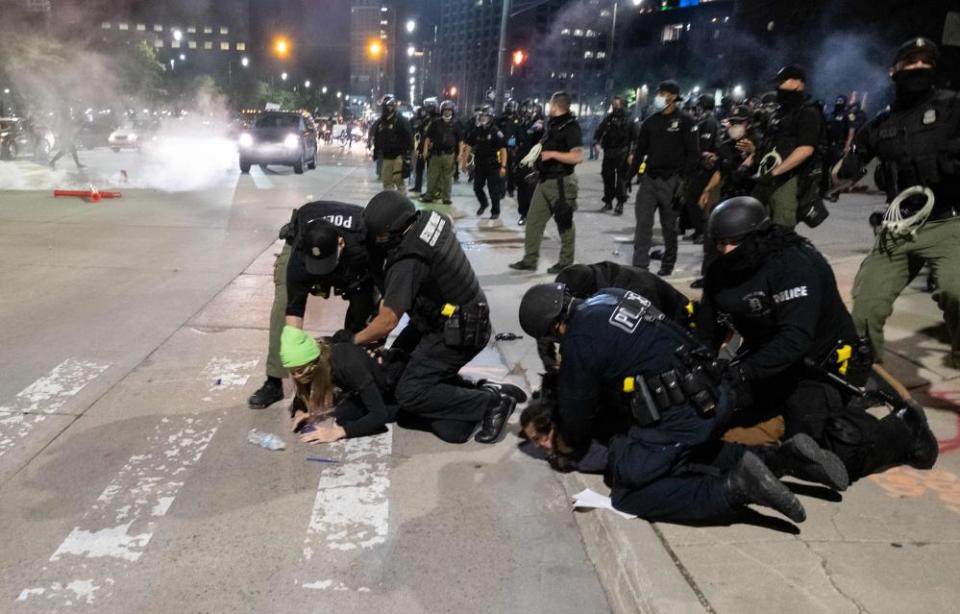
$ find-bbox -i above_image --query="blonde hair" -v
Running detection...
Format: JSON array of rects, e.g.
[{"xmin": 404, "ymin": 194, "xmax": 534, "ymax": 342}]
[{"xmin": 290, "ymin": 339, "xmax": 335, "ymax": 418}]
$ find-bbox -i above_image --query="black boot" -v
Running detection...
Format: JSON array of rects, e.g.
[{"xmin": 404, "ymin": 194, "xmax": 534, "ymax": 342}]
[
  {"xmin": 723, "ymin": 452, "xmax": 806, "ymax": 523},
  {"xmin": 478, "ymin": 380, "xmax": 528, "ymax": 404},
  {"xmin": 474, "ymin": 393, "xmax": 516, "ymax": 444},
  {"xmin": 758, "ymin": 434, "xmax": 850, "ymax": 491},
  {"xmin": 248, "ymin": 378, "xmax": 284, "ymax": 409},
  {"xmin": 895, "ymin": 401, "xmax": 939, "ymax": 469},
  {"xmin": 614, "ymin": 202, "xmax": 624, "ymax": 215},
  {"xmin": 600, "ymin": 201, "xmax": 612, "ymax": 212}
]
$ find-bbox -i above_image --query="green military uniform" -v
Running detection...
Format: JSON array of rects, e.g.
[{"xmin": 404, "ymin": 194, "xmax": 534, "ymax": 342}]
[
  {"xmin": 425, "ymin": 153, "xmax": 455, "ymax": 202},
  {"xmin": 768, "ymin": 176, "xmax": 799, "ymax": 228},
  {"xmin": 267, "ymin": 243, "xmax": 292, "ymax": 380},
  {"xmin": 381, "ymin": 155, "xmax": 405, "ymax": 193},
  {"xmin": 422, "ymin": 114, "xmax": 460, "ymax": 203}
]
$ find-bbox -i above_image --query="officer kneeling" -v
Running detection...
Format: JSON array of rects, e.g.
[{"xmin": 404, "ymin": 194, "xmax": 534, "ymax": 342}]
[
  {"xmin": 516, "ymin": 283, "xmax": 851, "ymax": 524},
  {"xmin": 699, "ymin": 196, "xmax": 939, "ymax": 481},
  {"xmin": 343, "ymin": 191, "xmax": 516, "ymax": 444}
]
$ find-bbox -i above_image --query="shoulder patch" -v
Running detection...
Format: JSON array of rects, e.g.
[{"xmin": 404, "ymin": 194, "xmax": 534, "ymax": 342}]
[
  {"xmin": 607, "ymin": 291, "xmax": 651, "ymax": 334},
  {"xmin": 418, "ymin": 211, "xmax": 446, "ymax": 247},
  {"xmin": 922, "ymin": 108, "xmax": 937, "ymax": 125}
]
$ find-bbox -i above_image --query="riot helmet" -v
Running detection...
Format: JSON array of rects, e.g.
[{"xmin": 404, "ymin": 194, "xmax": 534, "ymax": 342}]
[
  {"xmin": 503, "ymin": 99, "xmax": 519, "ymax": 115},
  {"xmin": 381, "ymin": 95, "xmax": 398, "ymax": 117},
  {"xmin": 707, "ymin": 196, "xmax": 771, "ymax": 244},
  {"xmin": 440, "ymin": 99, "xmax": 456, "ymax": 121},
  {"xmin": 477, "ymin": 104, "xmax": 494, "ymax": 127},
  {"xmin": 363, "ymin": 191, "xmax": 419, "ymax": 248},
  {"xmin": 519, "ymin": 283, "xmax": 571, "ymax": 339}
]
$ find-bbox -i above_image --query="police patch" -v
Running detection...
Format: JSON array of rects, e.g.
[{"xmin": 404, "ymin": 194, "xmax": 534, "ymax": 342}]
[
  {"xmin": 922, "ymin": 108, "xmax": 936, "ymax": 125},
  {"xmin": 419, "ymin": 211, "xmax": 446, "ymax": 247},
  {"xmin": 608, "ymin": 291, "xmax": 651, "ymax": 334}
]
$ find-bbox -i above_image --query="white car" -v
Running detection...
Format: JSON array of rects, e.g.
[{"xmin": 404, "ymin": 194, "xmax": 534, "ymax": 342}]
[{"xmin": 108, "ymin": 119, "xmax": 159, "ymax": 151}]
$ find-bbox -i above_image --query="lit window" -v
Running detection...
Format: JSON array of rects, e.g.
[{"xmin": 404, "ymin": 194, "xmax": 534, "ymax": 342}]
[
  {"xmin": 220, "ymin": 26, "xmax": 229, "ymax": 34},
  {"xmin": 188, "ymin": 40, "xmax": 197, "ymax": 48},
  {"xmin": 573, "ymin": 29, "xmax": 583, "ymax": 36},
  {"xmin": 119, "ymin": 22, "xmax": 128, "ymax": 30},
  {"xmin": 586, "ymin": 29, "xmax": 595, "ymax": 37},
  {"xmin": 136, "ymin": 24, "xmax": 145, "ymax": 31},
  {"xmin": 220, "ymin": 41, "xmax": 229, "ymax": 50},
  {"xmin": 597, "ymin": 51, "xmax": 606, "ymax": 59},
  {"xmin": 561, "ymin": 28, "xmax": 570, "ymax": 35},
  {"xmin": 204, "ymin": 26, "xmax": 213, "ymax": 34},
  {"xmin": 187, "ymin": 26, "xmax": 196, "ymax": 33},
  {"xmin": 236, "ymin": 42, "xmax": 246, "ymax": 51},
  {"xmin": 101, "ymin": 22, "xmax": 111, "ymax": 29},
  {"xmin": 583, "ymin": 51, "xmax": 593, "ymax": 58},
  {"xmin": 204, "ymin": 41, "xmax": 213, "ymax": 49},
  {"xmin": 600, "ymin": 9, "xmax": 610, "ymax": 17},
  {"xmin": 662, "ymin": 24, "xmax": 683, "ymax": 42},
  {"xmin": 154, "ymin": 24, "xmax": 162, "ymax": 32},
  {"xmin": 154, "ymin": 39, "xmax": 163, "ymax": 47},
  {"xmin": 380, "ymin": 20, "xmax": 388, "ymax": 25},
  {"xmin": 171, "ymin": 40, "xmax": 180, "ymax": 48}
]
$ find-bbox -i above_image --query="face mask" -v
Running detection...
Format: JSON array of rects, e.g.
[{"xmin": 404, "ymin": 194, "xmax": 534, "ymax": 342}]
[
  {"xmin": 727, "ymin": 124, "xmax": 746, "ymax": 140},
  {"xmin": 833, "ymin": 103, "xmax": 845, "ymax": 113},
  {"xmin": 653, "ymin": 95, "xmax": 667, "ymax": 111},
  {"xmin": 776, "ymin": 88, "xmax": 804, "ymax": 107},
  {"xmin": 893, "ymin": 67, "xmax": 935, "ymax": 105},
  {"xmin": 442, "ymin": 112, "xmax": 453, "ymax": 121}
]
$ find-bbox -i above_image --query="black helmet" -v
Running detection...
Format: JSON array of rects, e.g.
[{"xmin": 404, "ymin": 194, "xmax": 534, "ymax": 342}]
[
  {"xmin": 519, "ymin": 283, "xmax": 569, "ymax": 339},
  {"xmin": 364, "ymin": 191, "xmax": 418, "ymax": 246},
  {"xmin": 707, "ymin": 196, "xmax": 771, "ymax": 243},
  {"xmin": 381, "ymin": 95, "xmax": 398, "ymax": 114},
  {"xmin": 423, "ymin": 97, "xmax": 439, "ymax": 113},
  {"xmin": 893, "ymin": 37, "xmax": 939, "ymax": 68},
  {"xmin": 477, "ymin": 104, "xmax": 494, "ymax": 123},
  {"xmin": 697, "ymin": 93, "xmax": 715, "ymax": 111},
  {"xmin": 439, "ymin": 99, "xmax": 456, "ymax": 114},
  {"xmin": 503, "ymin": 99, "xmax": 519, "ymax": 114}
]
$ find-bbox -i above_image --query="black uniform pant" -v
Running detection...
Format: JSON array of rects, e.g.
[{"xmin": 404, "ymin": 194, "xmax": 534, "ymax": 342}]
[
  {"xmin": 516, "ymin": 176, "xmax": 535, "ymax": 219},
  {"xmin": 601, "ymin": 149, "xmax": 629, "ymax": 206},
  {"xmin": 633, "ymin": 174, "xmax": 680, "ymax": 270},
  {"xmin": 505, "ymin": 148, "xmax": 517, "ymax": 196},
  {"xmin": 473, "ymin": 166, "xmax": 503, "ymax": 215},
  {"xmin": 393, "ymin": 329, "xmax": 492, "ymax": 443},
  {"xmin": 413, "ymin": 154, "xmax": 426, "ymax": 192},
  {"xmin": 744, "ymin": 374, "xmax": 913, "ymax": 482},
  {"xmin": 342, "ymin": 280, "xmax": 381, "ymax": 332}
]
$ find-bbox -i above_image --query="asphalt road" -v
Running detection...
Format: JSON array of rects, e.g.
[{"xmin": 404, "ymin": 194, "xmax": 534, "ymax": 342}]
[{"xmin": 2, "ymin": 143, "xmax": 959, "ymax": 614}]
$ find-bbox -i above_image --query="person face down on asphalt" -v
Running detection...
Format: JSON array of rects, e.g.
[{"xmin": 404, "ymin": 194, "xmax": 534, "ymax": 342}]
[
  {"xmin": 700, "ymin": 197, "xmax": 939, "ymax": 483},
  {"xmin": 513, "ymin": 283, "xmax": 850, "ymax": 525}
]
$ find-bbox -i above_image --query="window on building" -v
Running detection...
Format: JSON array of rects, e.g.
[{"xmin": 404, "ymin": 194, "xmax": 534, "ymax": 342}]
[
  {"xmin": 171, "ymin": 40, "xmax": 180, "ymax": 48},
  {"xmin": 204, "ymin": 41, "xmax": 213, "ymax": 49},
  {"xmin": 203, "ymin": 26, "xmax": 212, "ymax": 34},
  {"xmin": 597, "ymin": 51, "xmax": 606, "ymax": 59},
  {"xmin": 560, "ymin": 28, "xmax": 570, "ymax": 35},
  {"xmin": 583, "ymin": 51, "xmax": 593, "ymax": 58},
  {"xmin": 662, "ymin": 24, "xmax": 683, "ymax": 42},
  {"xmin": 154, "ymin": 24, "xmax": 162, "ymax": 32},
  {"xmin": 220, "ymin": 41, "xmax": 229, "ymax": 50},
  {"xmin": 586, "ymin": 29, "xmax": 596, "ymax": 37},
  {"xmin": 600, "ymin": 9, "xmax": 610, "ymax": 17},
  {"xmin": 236, "ymin": 42, "xmax": 246, "ymax": 51},
  {"xmin": 188, "ymin": 40, "xmax": 197, "ymax": 49},
  {"xmin": 187, "ymin": 26, "xmax": 196, "ymax": 33},
  {"xmin": 154, "ymin": 39, "xmax": 163, "ymax": 48},
  {"xmin": 101, "ymin": 22, "xmax": 111, "ymax": 29},
  {"xmin": 573, "ymin": 29, "xmax": 583, "ymax": 37},
  {"xmin": 119, "ymin": 22, "xmax": 128, "ymax": 30},
  {"xmin": 220, "ymin": 26, "xmax": 229, "ymax": 35},
  {"xmin": 136, "ymin": 24, "xmax": 145, "ymax": 31}
]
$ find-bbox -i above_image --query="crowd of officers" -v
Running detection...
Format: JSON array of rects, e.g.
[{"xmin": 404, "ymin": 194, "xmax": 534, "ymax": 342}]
[{"xmin": 245, "ymin": 36, "xmax": 954, "ymax": 525}]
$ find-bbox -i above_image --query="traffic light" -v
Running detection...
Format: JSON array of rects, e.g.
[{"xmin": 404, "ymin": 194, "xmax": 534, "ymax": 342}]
[{"xmin": 512, "ymin": 49, "xmax": 527, "ymax": 66}]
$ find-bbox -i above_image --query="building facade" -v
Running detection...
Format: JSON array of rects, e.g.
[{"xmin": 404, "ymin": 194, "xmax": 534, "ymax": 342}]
[{"xmin": 349, "ymin": 0, "xmax": 397, "ymax": 104}]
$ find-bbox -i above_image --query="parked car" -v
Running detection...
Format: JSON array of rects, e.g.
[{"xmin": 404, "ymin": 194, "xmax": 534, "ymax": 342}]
[
  {"xmin": 0, "ymin": 117, "xmax": 55, "ymax": 162},
  {"xmin": 108, "ymin": 119, "xmax": 160, "ymax": 151},
  {"xmin": 237, "ymin": 111, "xmax": 318, "ymax": 174}
]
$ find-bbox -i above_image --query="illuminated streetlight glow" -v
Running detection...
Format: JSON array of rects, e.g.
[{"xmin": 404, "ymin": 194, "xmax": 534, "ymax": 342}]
[
  {"xmin": 179, "ymin": 53, "xmax": 186, "ymax": 61},
  {"xmin": 512, "ymin": 49, "xmax": 527, "ymax": 66},
  {"xmin": 304, "ymin": 80, "xmax": 311, "ymax": 88},
  {"xmin": 367, "ymin": 39, "xmax": 383, "ymax": 59},
  {"xmin": 281, "ymin": 72, "xmax": 288, "ymax": 81},
  {"xmin": 405, "ymin": 19, "xmax": 416, "ymax": 33},
  {"xmin": 241, "ymin": 56, "xmax": 249, "ymax": 67},
  {"xmin": 409, "ymin": 76, "xmax": 415, "ymax": 84},
  {"xmin": 273, "ymin": 36, "xmax": 291, "ymax": 59},
  {"xmin": 449, "ymin": 86, "xmax": 458, "ymax": 96},
  {"xmin": 407, "ymin": 45, "xmax": 415, "ymax": 57},
  {"xmin": 321, "ymin": 85, "xmax": 328, "ymax": 94},
  {"xmin": 172, "ymin": 29, "xmax": 182, "ymax": 42},
  {"xmin": 336, "ymin": 91, "xmax": 342, "ymax": 98},
  {"xmin": 409, "ymin": 66, "xmax": 416, "ymax": 74}
]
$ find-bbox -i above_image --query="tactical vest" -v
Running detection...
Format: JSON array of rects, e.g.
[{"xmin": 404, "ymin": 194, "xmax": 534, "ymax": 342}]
[
  {"xmin": 869, "ymin": 89, "xmax": 960, "ymax": 209},
  {"xmin": 377, "ymin": 117, "xmax": 405, "ymax": 157},
  {"xmin": 767, "ymin": 101, "xmax": 826, "ymax": 171},
  {"xmin": 388, "ymin": 210, "xmax": 483, "ymax": 320},
  {"xmin": 600, "ymin": 114, "xmax": 631, "ymax": 150}
]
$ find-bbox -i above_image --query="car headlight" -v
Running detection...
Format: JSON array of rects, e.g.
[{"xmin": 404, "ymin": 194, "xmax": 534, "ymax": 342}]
[
  {"xmin": 238, "ymin": 133, "xmax": 253, "ymax": 147},
  {"xmin": 283, "ymin": 134, "xmax": 299, "ymax": 149}
]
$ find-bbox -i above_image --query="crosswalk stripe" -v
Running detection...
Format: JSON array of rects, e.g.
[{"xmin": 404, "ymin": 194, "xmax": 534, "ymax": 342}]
[{"xmin": 0, "ymin": 358, "xmax": 110, "ymax": 415}]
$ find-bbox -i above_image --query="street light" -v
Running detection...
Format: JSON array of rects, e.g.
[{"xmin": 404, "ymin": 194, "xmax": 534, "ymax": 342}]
[
  {"xmin": 3, "ymin": 88, "xmax": 9, "ymax": 94},
  {"xmin": 273, "ymin": 36, "xmax": 291, "ymax": 59},
  {"xmin": 449, "ymin": 86, "xmax": 458, "ymax": 97},
  {"xmin": 407, "ymin": 45, "xmax": 415, "ymax": 57},
  {"xmin": 321, "ymin": 85, "xmax": 328, "ymax": 94},
  {"xmin": 241, "ymin": 56, "xmax": 249, "ymax": 67},
  {"xmin": 405, "ymin": 19, "xmax": 416, "ymax": 33},
  {"xmin": 281, "ymin": 72, "xmax": 288, "ymax": 81},
  {"xmin": 179, "ymin": 53, "xmax": 186, "ymax": 61},
  {"xmin": 304, "ymin": 80, "xmax": 311, "ymax": 88},
  {"xmin": 172, "ymin": 29, "xmax": 183, "ymax": 42},
  {"xmin": 409, "ymin": 66, "xmax": 416, "ymax": 74},
  {"xmin": 512, "ymin": 49, "xmax": 527, "ymax": 66},
  {"xmin": 336, "ymin": 91, "xmax": 342, "ymax": 98},
  {"xmin": 367, "ymin": 39, "xmax": 383, "ymax": 59}
]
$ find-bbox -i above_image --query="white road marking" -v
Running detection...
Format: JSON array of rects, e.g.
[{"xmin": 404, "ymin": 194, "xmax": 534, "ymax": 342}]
[
  {"xmin": 250, "ymin": 170, "xmax": 275, "ymax": 190},
  {"xmin": 199, "ymin": 356, "xmax": 259, "ymax": 391},
  {"xmin": 0, "ymin": 358, "xmax": 110, "ymax": 415},
  {"xmin": 295, "ymin": 426, "xmax": 393, "ymax": 592},
  {"xmin": 0, "ymin": 412, "xmax": 50, "ymax": 459},
  {"xmin": 16, "ymin": 415, "xmax": 219, "ymax": 609}
]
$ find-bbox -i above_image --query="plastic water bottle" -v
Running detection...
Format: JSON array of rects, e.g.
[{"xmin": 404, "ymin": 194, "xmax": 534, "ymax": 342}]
[{"xmin": 247, "ymin": 429, "xmax": 285, "ymax": 451}]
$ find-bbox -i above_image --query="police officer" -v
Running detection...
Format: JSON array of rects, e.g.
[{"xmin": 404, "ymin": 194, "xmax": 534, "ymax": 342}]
[
  {"xmin": 514, "ymin": 100, "xmax": 545, "ymax": 226},
  {"xmin": 498, "ymin": 99, "xmax": 523, "ymax": 198},
  {"xmin": 836, "ymin": 38, "xmax": 960, "ymax": 369},
  {"xmin": 826, "ymin": 95, "xmax": 851, "ymax": 167},
  {"xmin": 509, "ymin": 91, "xmax": 583, "ymax": 274},
  {"xmin": 753, "ymin": 66, "xmax": 824, "ymax": 228},
  {"xmin": 593, "ymin": 96, "xmax": 633, "ymax": 215},
  {"xmin": 421, "ymin": 100, "xmax": 460, "ymax": 205},
  {"xmin": 248, "ymin": 201, "xmax": 379, "ymax": 409},
  {"xmin": 682, "ymin": 93, "xmax": 722, "ymax": 242},
  {"xmin": 630, "ymin": 80, "xmax": 699, "ymax": 276},
  {"xmin": 515, "ymin": 283, "xmax": 852, "ymax": 523},
  {"xmin": 412, "ymin": 99, "xmax": 438, "ymax": 194},
  {"xmin": 373, "ymin": 95, "xmax": 413, "ymax": 193},
  {"xmin": 462, "ymin": 104, "xmax": 508, "ymax": 219},
  {"xmin": 699, "ymin": 197, "xmax": 939, "ymax": 481},
  {"xmin": 344, "ymin": 191, "xmax": 516, "ymax": 444}
]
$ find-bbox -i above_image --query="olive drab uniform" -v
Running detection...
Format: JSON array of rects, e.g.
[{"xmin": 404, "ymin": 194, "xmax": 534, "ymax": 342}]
[
  {"xmin": 423, "ymin": 118, "xmax": 460, "ymax": 203},
  {"xmin": 383, "ymin": 210, "xmax": 493, "ymax": 442},
  {"xmin": 375, "ymin": 114, "xmax": 413, "ymax": 193},
  {"xmin": 841, "ymin": 89, "xmax": 960, "ymax": 366}
]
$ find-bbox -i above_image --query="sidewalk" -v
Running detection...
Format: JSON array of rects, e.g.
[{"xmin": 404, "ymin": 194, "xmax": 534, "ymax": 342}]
[{"xmin": 444, "ymin": 160, "xmax": 960, "ymax": 614}]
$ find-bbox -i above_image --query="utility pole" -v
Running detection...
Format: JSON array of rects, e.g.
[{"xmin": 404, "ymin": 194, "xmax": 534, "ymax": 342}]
[
  {"xmin": 493, "ymin": 0, "xmax": 512, "ymax": 112},
  {"xmin": 604, "ymin": 0, "xmax": 619, "ymax": 98}
]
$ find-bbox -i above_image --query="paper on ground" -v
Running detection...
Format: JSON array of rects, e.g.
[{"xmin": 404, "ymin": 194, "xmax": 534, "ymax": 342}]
[{"xmin": 572, "ymin": 488, "xmax": 637, "ymax": 519}]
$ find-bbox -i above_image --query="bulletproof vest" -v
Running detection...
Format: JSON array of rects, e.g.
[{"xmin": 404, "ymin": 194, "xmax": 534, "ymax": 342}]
[
  {"xmin": 388, "ymin": 210, "xmax": 482, "ymax": 317},
  {"xmin": 600, "ymin": 113, "xmax": 631, "ymax": 149},
  {"xmin": 869, "ymin": 89, "xmax": 960, "ymax": 205},
  {"xmin": 433, "ymin": 119, "xmax": 458, "ymax": 153},
  {"xmin": 471, "ymin": 125, "xmax": 502, "ymax": 167}
]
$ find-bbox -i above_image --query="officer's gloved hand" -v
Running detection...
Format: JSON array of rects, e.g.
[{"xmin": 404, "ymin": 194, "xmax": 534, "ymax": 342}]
[
  {"xmin": 720, "ymin": 361, "xmax": 753, "ymax": 410},
  {"xmin": 330, "ymin": 329, "xmax": 355, "ymax": 344}
]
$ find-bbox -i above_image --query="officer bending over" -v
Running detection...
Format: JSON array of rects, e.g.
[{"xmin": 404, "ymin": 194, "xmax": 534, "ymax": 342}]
[
  {"xmin": 248, "ymin": 201, "xmax": 379, "ymax": 409},
  {"xmin": 517, "ymin": 284, "xmax": 849, "ymax": 523},
  {"xmin": 699, "ymin": 197, "xmax": 939, "ymax": 481},
  {"xmin": 341, "ymin": 191, "xmax": 516, "ymax": 444}
]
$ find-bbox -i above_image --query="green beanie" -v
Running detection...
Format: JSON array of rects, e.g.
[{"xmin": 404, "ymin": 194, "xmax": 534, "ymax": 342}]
[{"xmin": 280, "ymin": 325, "xmax": 321, "ymax": 368}]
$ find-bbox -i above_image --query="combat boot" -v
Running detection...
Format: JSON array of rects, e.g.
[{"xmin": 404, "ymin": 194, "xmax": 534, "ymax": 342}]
[
  {"xmin": 723, "ymin": 452, "xmax": 806, "ymax": 523},
  {"xmin": 756, "ymin": 433, "xmax": 850, "ymax": 491},
  {"xmin": 247, "ymin": 378, "xmax": 283, "ymax": 409},
  {"xmin": 475, "ymin": 393, "xmax": 516, "ymax": 444},
  {"xmin": 478, "ymin": 380, "xmax": 528, "ymax": 403},
  {"xmin": 894, "ymin": 400, "xmax": 939, "ymax": 470}
]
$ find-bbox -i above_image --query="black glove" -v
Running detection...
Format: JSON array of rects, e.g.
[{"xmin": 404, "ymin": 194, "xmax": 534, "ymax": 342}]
[
  {"xmin": 331, "ymin": 328, "xmax": 355, "ymax": 344},
  {"xmin": 721, "ymin": 362, "xmax": 753, "ymax": 409}
]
